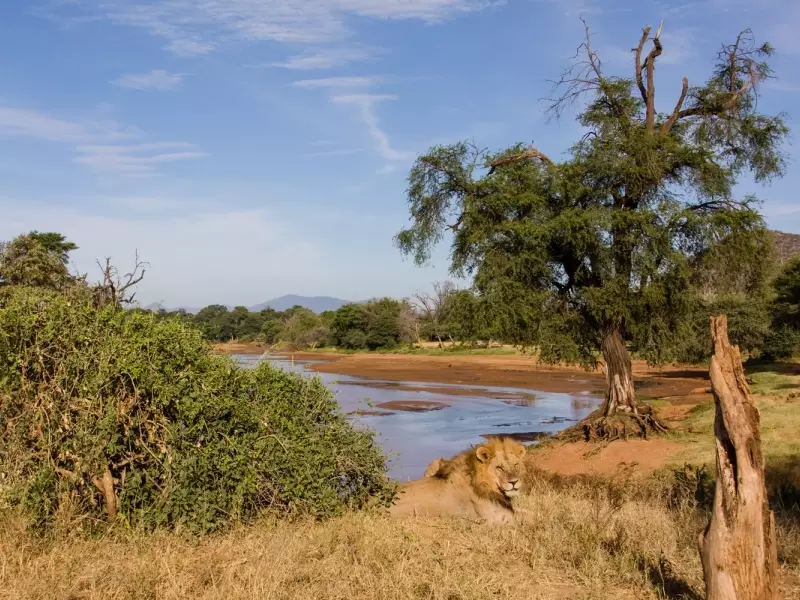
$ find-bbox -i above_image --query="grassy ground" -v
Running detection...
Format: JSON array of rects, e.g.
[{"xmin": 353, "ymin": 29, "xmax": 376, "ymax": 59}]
[
  {"xmin": 2, "ymin": 461, "xmax": 798, "ymax": 599},
  {"xmin": 657, "ymin": 361, "xmax": 800, "ymax": 470},
  {"xmin": 4, "ymin": 466, "xmax": 798, "ymax": 600}
]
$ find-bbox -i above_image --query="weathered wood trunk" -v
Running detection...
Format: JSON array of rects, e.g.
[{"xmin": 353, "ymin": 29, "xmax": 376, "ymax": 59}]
[
  {"xmin": 601, "ymin": 328, "xmax": 637, "ymax": 415},
  {"xmin": 700, "ymin": 315, "xmax": 779, "ymax": 600}
]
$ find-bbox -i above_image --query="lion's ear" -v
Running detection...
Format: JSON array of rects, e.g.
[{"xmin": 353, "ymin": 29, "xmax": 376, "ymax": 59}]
[{"xmin": 475, "ymin": 445, "xmax": 492, "ymax": 463}]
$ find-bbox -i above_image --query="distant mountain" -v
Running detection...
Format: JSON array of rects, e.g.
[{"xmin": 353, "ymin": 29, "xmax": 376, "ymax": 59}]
[{"xmin": 249, "ymin": 295, "xmax": 353, "ymax": 313}]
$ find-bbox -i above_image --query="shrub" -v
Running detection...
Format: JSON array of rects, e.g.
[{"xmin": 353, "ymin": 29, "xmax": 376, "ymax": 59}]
[
  {"xmin": 341, "ymin": 329, "xmax": 368, "ymax": 350},
  {"xmin": 761, "ymin": 326, "xmax": 800, "ymax": 360},
  {"xmin": 0, "ymin": 287, "xmax": 395, "ymax": 534}
]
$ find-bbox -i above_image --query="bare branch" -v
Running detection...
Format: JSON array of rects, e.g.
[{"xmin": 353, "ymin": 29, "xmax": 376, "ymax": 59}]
[
  {"xmin": 93, "ymin": 250, "xmax": 148, "ymax": 310},
  {"xmin": 488, "ymin": 145, "xmax": 555, "ymax": 174},
  {"xmin": 544, "ymin": 17, "xmax": 605, "ymax": 121},
  {"xmin": 674, "ymin": 29, "xmax": 771, "ymax": 123},
  {"xmin": 643, "ymin": 20, "xmax": 664, "ymax": 132},
  {"xmin": 661, "ymin": 76, "xmax": 689, "ymax": 134},
  {"xmin": 633, "ymin": 25, "xmax": 652, "ymax": 104}
]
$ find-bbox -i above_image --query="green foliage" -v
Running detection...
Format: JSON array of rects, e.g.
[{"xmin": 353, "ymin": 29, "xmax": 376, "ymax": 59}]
[
  {"xmin": 395, "ymin": 26, "xmax": 787, "ymax": 371},
  {"xmin": 761, "ymin": 327, "xmax": 800, "ymax": 361},
  {"xmin": 0, "ymin": 287, "xmax": 394, "ymax": 534},
  {"xmin": 341, "ymin": 329, "xmax": 368, "ymax": 350},
  {"xmin": 672, "ymin": 295, "xmax": 772, "ymax": 363},
  {"xmin": 0, "ymin": 233, "xmax": 76, "ymax": 290},
  {"xmin": 771, "ymin": 258, "xmax": 800, "ymax": 329},
  {"xmin": 26, "ymin": 231, "xmax": 78, "ymax": 265}
]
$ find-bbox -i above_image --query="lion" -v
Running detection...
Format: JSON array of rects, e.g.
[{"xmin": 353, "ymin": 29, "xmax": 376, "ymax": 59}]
[{"xmin": 388, "ymin": 436, "xmax": 527, "ymax": 523}]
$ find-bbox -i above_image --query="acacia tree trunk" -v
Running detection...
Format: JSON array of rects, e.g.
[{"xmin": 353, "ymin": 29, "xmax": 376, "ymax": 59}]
[
  {"xmin": 700, "ymin": 315, "xmax": 779, "ymax": 600},
  {"xmin": 566, "ymin": 327, "xmax": 666, "ymax": 441},
  {"xmin": 601, "ymin": 328, "xmax": 637, "ymax": 415}
]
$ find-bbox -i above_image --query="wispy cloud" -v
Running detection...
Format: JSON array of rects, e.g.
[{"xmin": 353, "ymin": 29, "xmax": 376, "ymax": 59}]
[
  {"xmin": 0, "ymin": 106, "xmax": 205, "ymax": 175},
  {"xmin": 74, "ymin": 142, "xmax": 208, "ymax": 175},
  {"xmin": 269, "ymin": 47, "xmax": 378, "ymax": 70},
  {"xmin": 48, "ymin": 0, "xmax": 495, "ymax": 56},
  {"xmin": 292, "ymin": 76, "xmax": 386, "ymax": 89},
  {"xmin": 0, "ymin": 107, "xmax": 141, "ymax": 142},
  {"xmin": 331, "ymin": 94, "xmax": 413, "ymax": 162},
  {"xmin": 113, "ymin": 69, "xmax": 183, "ymax": 91}
]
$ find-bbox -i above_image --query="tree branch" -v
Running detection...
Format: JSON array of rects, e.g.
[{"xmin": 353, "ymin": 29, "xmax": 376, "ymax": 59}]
[
  {"xmin": 633, "ymin": 25, "xmax": 651, "ymax": 105},
  {"xmin": 544, "ymin": 18, "xmax": 606, "ymax": 121},
  {"xmin": 488, "ymin": 145, "xmax": 554, "ymax": 174},
  {"xmin": 661, "ymin": 76, "xmax": 689, "ymax": 134},
  {"xmin": 644, "ymin": 20, "xmax": 664, "ymax": 132}
]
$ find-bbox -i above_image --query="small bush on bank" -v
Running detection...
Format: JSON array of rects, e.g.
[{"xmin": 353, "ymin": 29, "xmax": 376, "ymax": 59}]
[{"xmin": 0, "ymin": 287, "xmax": 395, "ymax": 535}]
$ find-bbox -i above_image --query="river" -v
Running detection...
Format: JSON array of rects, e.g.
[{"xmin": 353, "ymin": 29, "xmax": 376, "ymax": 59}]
[{"xmin": 234, "ymin": 353, "xmax": 602, "ymax": 480}]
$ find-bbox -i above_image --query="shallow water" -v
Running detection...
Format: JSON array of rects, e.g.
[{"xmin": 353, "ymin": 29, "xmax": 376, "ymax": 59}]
[{"xmin": 234, "ymin": 353, "xmax": 601, "ymax": 481}]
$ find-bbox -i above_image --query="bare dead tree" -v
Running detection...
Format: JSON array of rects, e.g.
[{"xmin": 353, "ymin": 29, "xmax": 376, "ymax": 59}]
[
  {"xmin": 396, "ymin": 299, "xmax": 422, "ymax": 345},
  {"xmin": 700, "ymin": 315, "xmax": 779, "ymax": 600},
  {"xmin": 413, "ymin": 281, "xmax": 456, "ymax": 348},
  {"xmin": 93, "ymin": 250, "xmax": 148, "ymax": 309}
]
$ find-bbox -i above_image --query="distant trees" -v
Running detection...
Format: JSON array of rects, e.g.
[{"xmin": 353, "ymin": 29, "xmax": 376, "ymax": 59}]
[{"xmin": 156, "ymin": 290, "xmax": 495, "ymax": 352}]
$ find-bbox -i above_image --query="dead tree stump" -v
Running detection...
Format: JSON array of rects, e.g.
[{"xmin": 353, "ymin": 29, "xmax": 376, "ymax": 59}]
[{"xmin": 699, "ymin": 315, "xmax": 779, "ymax": 600}]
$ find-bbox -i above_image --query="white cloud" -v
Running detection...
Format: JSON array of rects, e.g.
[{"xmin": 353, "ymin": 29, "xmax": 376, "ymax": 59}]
[
  {"xmin": 74, "ymin": 142, "xmax": 209, "ymax": 175},
  {"xmin": 51, "ymin": 0, "xmax": 495, "ymax": 55},
  {"xmin": 0, "ymin": 197, "xmax": 325, "ymax": 307},
  {"xmin": 0, "ymin": 105, "xmax": 205, "ymax": 175},
  {"xmin": 292, "ymin": 76, "xmax": 385, "ymax": 89},
  {"xmin": 331, "ymin": 94, "xmax": 413, "ymax": 161},
  {"xmin": 269, "ymin": 47, "xmax": 377, "ymax": 70},
  {"xmin": 113, "ymin": 69, "xmax": 183, "ymax": 91},
  {"xmin": 0, "ymin": 107, "xmax": 85, "ymax": 142}
]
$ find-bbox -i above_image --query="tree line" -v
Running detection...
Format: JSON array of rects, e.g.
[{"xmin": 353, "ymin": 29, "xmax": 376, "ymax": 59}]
[
  {"xmin": 139, "ymin": 281, "xmax": 505, "ymax": 351},
  {"xmin": 3, "ymin": 228, "xmax": 800, "ymax": 361}
]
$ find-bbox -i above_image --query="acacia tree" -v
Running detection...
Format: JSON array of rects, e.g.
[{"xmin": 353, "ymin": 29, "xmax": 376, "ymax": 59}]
[
  {"xmin": 0, "ymin": 232, "xmax": 77, "ymax": 290},
  {"xmin": 396, "ymin": 22, "xmax": 787, "ymax": 439}
]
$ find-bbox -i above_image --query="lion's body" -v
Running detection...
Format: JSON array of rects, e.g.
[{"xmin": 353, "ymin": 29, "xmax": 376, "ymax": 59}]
[{"xmin": 388, "ymin": 437, "xmax": 526, "ymax": 523}]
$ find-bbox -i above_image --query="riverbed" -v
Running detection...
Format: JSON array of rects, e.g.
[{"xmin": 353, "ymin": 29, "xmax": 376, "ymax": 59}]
[{"xmin": 234, "ymin": 353, "xmax": 602, "ymax": 480}]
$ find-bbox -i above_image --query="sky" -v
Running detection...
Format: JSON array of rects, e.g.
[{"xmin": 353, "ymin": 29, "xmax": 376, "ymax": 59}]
[{"xmin": 1, "ymin": 0, "xmax": 799, "ymax": 308}]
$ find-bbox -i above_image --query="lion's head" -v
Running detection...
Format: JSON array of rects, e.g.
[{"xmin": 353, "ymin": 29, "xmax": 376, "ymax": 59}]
[{"xmin": 433, "ymin": 436, "xmax": 527, "ymax": 505}]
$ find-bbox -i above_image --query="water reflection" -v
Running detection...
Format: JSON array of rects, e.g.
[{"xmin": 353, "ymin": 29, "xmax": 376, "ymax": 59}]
[{"xmin": 234, "ymin": 353, "xmax": 601, "ymax": 481}]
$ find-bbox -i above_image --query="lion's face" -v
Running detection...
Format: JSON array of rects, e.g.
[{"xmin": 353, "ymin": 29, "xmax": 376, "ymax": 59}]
[{"xmin": 475, "ymin": 438, "xmax": 526, "ymax": 499}]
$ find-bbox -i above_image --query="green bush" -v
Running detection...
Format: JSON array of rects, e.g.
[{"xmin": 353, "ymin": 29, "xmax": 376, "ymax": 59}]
[
  {"xmin": 761, "ymin": 326, "xmax": 800, "ymax": 360},
  {"xmin": 0, "ymin": 287, "xmax": 395, "ymax": 534},
  {"xmin": 341, "ymin": 329, "xmax": 368, "ymax": 350}
]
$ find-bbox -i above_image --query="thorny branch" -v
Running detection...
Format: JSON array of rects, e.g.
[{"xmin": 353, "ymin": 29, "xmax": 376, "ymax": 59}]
[{"xmin": 94, "ymin": 250, "xmax": 148, "ymax": 309}]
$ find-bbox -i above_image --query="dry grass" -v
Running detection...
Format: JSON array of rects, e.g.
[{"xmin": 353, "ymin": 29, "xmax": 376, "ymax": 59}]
[{"xmin": 2, "ymin": 469, "xmax": 799, "ymax": 600}]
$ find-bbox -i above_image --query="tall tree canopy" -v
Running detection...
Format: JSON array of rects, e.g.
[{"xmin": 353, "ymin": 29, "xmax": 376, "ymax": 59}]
[
  {"xmin": 396, "ymin": 23, "xmax": 788, "ymax": 439},
  {"xmin": 0, "ymin": 232, "xmax": 77, "ymax": 290}
]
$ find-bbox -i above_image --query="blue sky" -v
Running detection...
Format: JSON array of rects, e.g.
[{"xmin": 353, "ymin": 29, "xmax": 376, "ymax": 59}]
[{"xmin": 0, "ymin": 0, "xmax": 799, "ymax": 307}]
